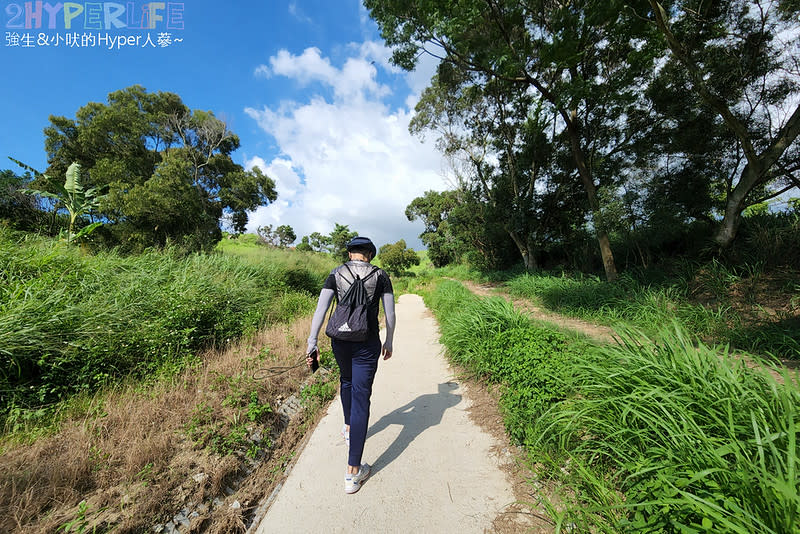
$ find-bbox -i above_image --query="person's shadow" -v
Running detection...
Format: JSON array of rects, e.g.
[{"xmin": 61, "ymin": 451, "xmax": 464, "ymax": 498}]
[{"xmin": 367, "ymin": 382, "xmax": 462, "ymax": 475}]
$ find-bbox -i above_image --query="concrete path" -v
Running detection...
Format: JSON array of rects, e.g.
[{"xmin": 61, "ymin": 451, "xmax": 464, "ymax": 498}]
[{"xmin": 254, "ymin": 293, "xmax": 519, "ymax": 534}]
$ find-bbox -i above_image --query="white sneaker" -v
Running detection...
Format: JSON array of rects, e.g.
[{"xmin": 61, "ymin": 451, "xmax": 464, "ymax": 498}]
[
  {"xmin": 344, "ymin": 463, "xmax": 370, "ymax": 494},
  {"xmin": 341, "ymin": 425, "xmax": 350, "ymax": 446}
]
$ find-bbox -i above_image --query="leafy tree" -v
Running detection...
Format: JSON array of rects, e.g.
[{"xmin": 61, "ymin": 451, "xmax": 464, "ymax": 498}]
[
  {"xmin": 405, "ymin": 189, "xmax": 466, "ymax": 267},
  {"xmin": 296, "ymin": 235, "xmax": 313, "ymax": 252},
  {"xmin": 275, "ymin": 224, "xmax": 296, "ymax": 247},
  {"xmin": 329, "ymin": 223, "xmax": 358, "ymax": 262},
  {"xmin": 0, "ymin": 168, "xmax": 48, "ymax": 231},
  {"xmin": 309, "ymin": 231, "xmax": 331, "ymax": 253},
  {"xmin": 379, "ymin": 239, "xmax": 420, "ymax": 275},
  {"xmin": 42, "ymin": 85, "xmax": 277, "ymax": 251},
  {"xmin": 645, "ymin": 0, "xmax": 800, "ymax": 248},
  {"xmin": 256, "ymin": 224, "xmax": 277, "ymax": 246},
  {"xmin": 366, "ymin": 0, "xmax": 663, "ymax": 280}
]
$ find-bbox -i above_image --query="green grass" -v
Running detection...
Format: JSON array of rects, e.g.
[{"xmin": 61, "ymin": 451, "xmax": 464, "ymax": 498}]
[
  {"xmin": 425, "ymin": 280, "xmax": 585, "ymax": 442},
  {"xmin": 530, "ymin": 325, "xmax": 800, "ymax": 533},
  {"xmin": 0, "ymin": 229, "xmax": 333, "ymax": 420},
  {"xmin": 425, "ymin": 279, "xmax": 800, "ymax": 533},
  {"xmin": 504, "ymin": 267, "xmax": 800, "ymax": 360},
  {"xmin": 216, "ymin": 233, "xmax": 337, "ymax": 283}
]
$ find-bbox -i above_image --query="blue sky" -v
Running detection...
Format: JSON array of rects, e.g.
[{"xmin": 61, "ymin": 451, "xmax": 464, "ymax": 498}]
[{"xmin": 0, "ymin": 0, "xmax": 445, "ymax": 248}]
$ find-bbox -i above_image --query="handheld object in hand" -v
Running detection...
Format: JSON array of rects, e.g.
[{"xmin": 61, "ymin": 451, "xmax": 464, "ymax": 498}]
[{"xmin": 309, "ymin": 348, "xmax": 319, "ymax": 372}]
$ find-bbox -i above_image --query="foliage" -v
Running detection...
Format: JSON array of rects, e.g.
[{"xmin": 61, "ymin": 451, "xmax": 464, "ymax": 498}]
[
  {"xmin": 12, "ymin": 159, "xmax": 104, "ymax": 244},
  {"xmin": 0, "ymin": 228, "xmax": 326, "ymax": 413},
  {"xmin": 328, "ymin": 223, "xmax": 358, "ymax": 262},
  {"xmin": 0, "ymin": 169, "xmax": 51, "ymax": 232},
  {"xmin": 367, "ymin": 0, "xmax": 672, "ymax": 281},
  {"xmin": 529, "ymin": 325, "xmax": 800, "ymax": 532},
  {"xmin": 295, "ymin": 235, "xmax": 313, "ymax": 252},
  {"xmin": 405, "ymin": 190, "xmax": 463, "ymax": 266},
  {"xmin": 307, "ymin": 231, "xmax": 332, "ymax": 253},
  {"xmin": 425, "ymin": 281, "xmax": 582, "ymax": 442},
  {"xmin": 256, "ymin": 224, "xmax": 297, "ymax": 248},
  {"xmin": 378, "ymin": 239, "xmax": 420, "ymax": 275},
  {"xmin": 426, "ymin": 277, "xmax": 799, "ymax": 531},
  {"xmin": 368, "ymin": 0, "xmax": 800, "ymax": 275},
  {"xmin": 646, "ymin": 0, "xmax": 800, "ymax": 248},
  {"xmin": 504, "ymin": 256, "xmax": 800, "ymax": 359},
  {"xmin": 300, "ymin": 378, "xmax": 337, "ymax": 412},
  {"xmin": 185, "ymin": 370, "xmax": 274, "ymax": 457},
  {"xmin": 41, "ymin": 85, "xmax": 277, "ymax": 252}
]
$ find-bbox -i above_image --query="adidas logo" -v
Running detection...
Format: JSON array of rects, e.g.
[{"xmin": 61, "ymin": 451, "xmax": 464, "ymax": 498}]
[{"xmin": 338, "ymin": 323, "xmax": 352, "ymax": 332}]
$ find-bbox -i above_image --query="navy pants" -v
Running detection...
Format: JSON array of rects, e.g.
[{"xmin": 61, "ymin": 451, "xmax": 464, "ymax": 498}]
[{"xmin": 332, "ymin": 336, "xmax": 381, "ymax": 467}]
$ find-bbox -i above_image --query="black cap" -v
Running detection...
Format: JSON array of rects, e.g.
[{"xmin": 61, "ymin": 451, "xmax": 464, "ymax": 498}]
[{"xmin": 346, "ymin": 236, "xmax": 376, "ymax": 258}]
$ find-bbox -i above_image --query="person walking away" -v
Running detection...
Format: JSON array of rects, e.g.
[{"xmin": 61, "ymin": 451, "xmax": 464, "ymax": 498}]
[{"xmin": 306, "ymin": 236, "xmax": 395, "ymax": 494}]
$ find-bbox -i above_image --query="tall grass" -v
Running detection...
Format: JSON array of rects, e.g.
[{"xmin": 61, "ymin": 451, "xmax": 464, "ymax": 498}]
[
  {"xmin": 530, "ymin": 326, "xmax": 800, "ymax": 533},
  {"xmin": 426, "ymin": 279, "xmax": 799, "ymax": 532},
  {"xmin": 0, "ymin": 229, "xmax": 330, "ymax": 418},
  {"xmin": 505, "ymin": 268, "xmax": 800, "ymax": 359},
  {"xmin": 426, "ymin": 280, "xmax": 584, "ymax": 442}
]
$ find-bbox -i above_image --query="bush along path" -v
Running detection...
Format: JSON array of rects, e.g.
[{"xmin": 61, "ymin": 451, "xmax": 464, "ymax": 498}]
[{"xmin": 426, "ymin": 279, "xmax": 800, "ymax": 533}]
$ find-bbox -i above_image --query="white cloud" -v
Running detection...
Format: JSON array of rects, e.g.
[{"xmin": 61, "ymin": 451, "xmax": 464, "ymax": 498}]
[
  {"xmin": 254, "ymin": 64, "xmax": 271, "ymax": 78},
  {"xmin": 244, "ymin": 45, "xmax": 446, "ymax": 249},
  {"xmin": 255, "ymin": 47, "xmax": 390, "ymax": 100},
  {"xmin": 288, "ymin": 2, "xmax": 313, "ymax": 24}
]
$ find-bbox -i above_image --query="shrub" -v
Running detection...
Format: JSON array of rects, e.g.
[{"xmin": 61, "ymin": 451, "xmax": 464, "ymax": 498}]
[
  {"xmin": 0, "ymin": 229, "xmax": 328, "ymax": 413},
  {"xmin": 426, "ymin": 281, "xmax": 581, "ymax": 442}
]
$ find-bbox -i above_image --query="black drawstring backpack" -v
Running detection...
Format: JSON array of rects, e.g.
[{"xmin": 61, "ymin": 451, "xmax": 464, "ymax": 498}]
[{"xmin": 325, "ymin": 263, "xmax": 380, "ymax": 342}]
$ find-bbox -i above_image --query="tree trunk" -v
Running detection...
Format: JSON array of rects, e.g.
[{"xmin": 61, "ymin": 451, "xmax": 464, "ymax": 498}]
[
  {"xmin": 713, "ymin": 167, "xmax": 754, "ymax": 248},
  {"xmin": 564, "ymin": 110, "xmax": 618, "ymax": 281},
  {"xmin": 507, "ymin": 228, "xmax": 537, "ymax": 270},
  {"xmin": 650, "ymin": 0, "xmax": 800, "ymax": 250}
]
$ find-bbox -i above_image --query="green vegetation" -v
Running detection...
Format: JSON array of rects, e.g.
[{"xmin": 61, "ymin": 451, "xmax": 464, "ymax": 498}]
[
  {"xmin": 378, "ymin": 239, "xmax": 420, "ymax": 276},
  {"xmin": 0, "ymin": 228, "xmax": 332, "ymax": 425},
  {"xmin": 36, "ymin": 85, "xmax": 277, "ymax": 252},
  {"xmin": 369, "ymin": 0, "xmax": 800, "ymax": 280},
  {"xmin": 13, "ymin": 159, "xmax": 104, "ymax": 244},
  {"xmin": 425, "ymin": 279, "xmax": 800, "ymax": 533},
  {"xmin": 426, "ymin": 281, "xmax": 584, "ymax": 442},
  {"xmin": 534, "ymin": 327, "xmax": 799, "ymax": 532},
  {"xmin": 505, "ymin": 263, "xmax": 800, "ymax": 359}
]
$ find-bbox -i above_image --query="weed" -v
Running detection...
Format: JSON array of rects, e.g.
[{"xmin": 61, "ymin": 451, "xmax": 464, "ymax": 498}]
[
  {"xmin": 246, "ymin": 391, "xmax": 272, "ymax": 422},
  {"xmin": 300, "ymin": 381, "xmax": 336, "ymax": 411},
  {"xmin": 0, "ymin": 227, "xmax": 329, "ymax": 423},
  {"xmin": 503, "ymin": 265, "xmax": 799, "ymax": 359},
  {"xmin": 136, "ymin": 463, "xmax": 154, "ymax": 486},
  {"xmin": 529, "ymin": 325, "xmax": 800, "ymax": 532},
  {"xmin": 59, "ymin": 500, "xmax": 91, "ymax": 533},
  {"xmin": 427, "ymin": 279, "xmax": 799, "ymax": 531}
]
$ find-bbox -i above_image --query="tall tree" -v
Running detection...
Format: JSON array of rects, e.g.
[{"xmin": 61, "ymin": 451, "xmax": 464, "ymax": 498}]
[
  {"xmin": 275, "ymin": 224, "xmax": 297, "ymax": 247},
  {"xmin": 43, "ymin": 85, "xmax": 277, "ymax": 251},
  {"xmin": 644, "ymin": 0, "xmax": 800, "ymax": 248},
  {"xmin": 329, "ymin": 223, "xmax": 358, "ymax": 262},
  {"xmin": 405, "ymin": 189, "xmax": 467, "ymax": 267},
  {"xmin": 309, "ymin": 231, "xmax": 332, "ymax": 253},
  {"xmin": 366, "ymin": 0, "xmax": 661, "ymax": 280}
]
